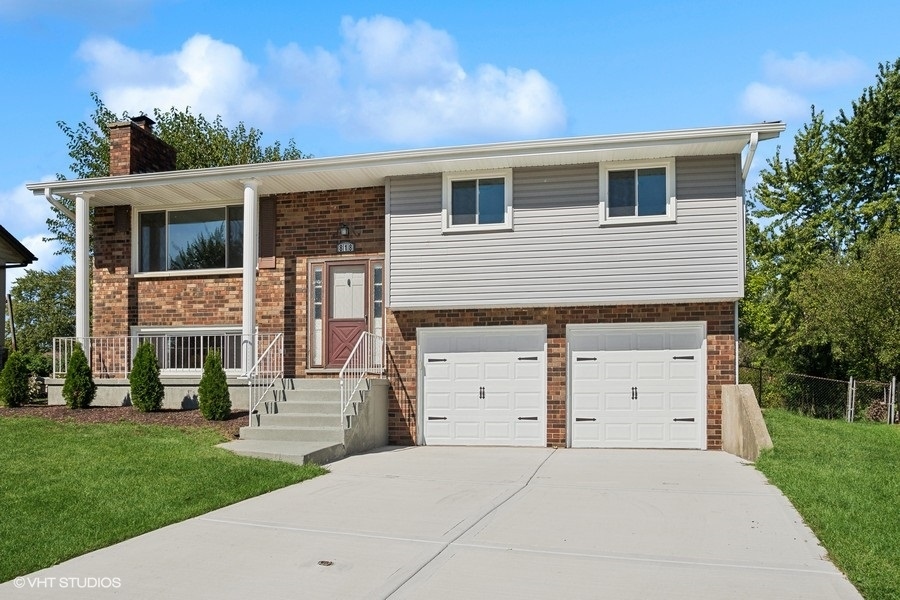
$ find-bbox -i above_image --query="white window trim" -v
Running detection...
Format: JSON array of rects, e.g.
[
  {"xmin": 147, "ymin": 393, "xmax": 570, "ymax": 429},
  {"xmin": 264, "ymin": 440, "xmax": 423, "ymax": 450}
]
[
  {"xmin": 132, "ymin": 203, "xmax": 243, "ymax": 275},
  {"xmin": 441, "ymin": 169, "xmax": 513, "ymax": 233},
  {"xmin": 599, "ymin": 158, "xmax": 677, "ymax": 226},
  {"xmin": 130, "ymin": 325, "xmax": 243, "ymax": 376}
]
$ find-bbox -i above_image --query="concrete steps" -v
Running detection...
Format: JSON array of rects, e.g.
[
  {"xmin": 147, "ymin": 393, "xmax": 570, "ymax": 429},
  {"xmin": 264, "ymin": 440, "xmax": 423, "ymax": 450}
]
[{"xmin": 223, "ymin": 377, "xmax": 389, "ymax": 466}]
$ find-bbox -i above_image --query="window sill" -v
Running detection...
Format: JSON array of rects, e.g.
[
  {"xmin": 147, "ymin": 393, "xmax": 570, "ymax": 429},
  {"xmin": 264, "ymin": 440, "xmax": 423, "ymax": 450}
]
[
  {"xmin": 133, "ymin": 267, "xmax": 242, "ymax": 279},
  {"xmin": 599, "ymin": 214, "xmax": 676, "ymax": 227},
  {"xmin": 441, "ymin": 222, "xmax": 513, "ymax": 234}
]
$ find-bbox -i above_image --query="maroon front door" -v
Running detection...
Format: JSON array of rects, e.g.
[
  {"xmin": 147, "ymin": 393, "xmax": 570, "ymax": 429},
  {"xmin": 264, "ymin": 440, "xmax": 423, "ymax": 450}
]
[{"xmin": 326, "ymin": 264, "xmax": 367, "ymax": 367}]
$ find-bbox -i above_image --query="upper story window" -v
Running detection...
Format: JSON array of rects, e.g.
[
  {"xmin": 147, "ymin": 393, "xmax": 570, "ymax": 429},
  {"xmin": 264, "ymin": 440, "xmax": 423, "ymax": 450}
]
[
  {"xmin": 138, "ymin": 205, "xmax": 243, "ymax": 273},
  {"xmin": 442, "ymin": 169, "xmax": 513, "ymax": 232},
  {"xmin": 599, "ymin": 159, "xmax": 676, "ymax": 226}
]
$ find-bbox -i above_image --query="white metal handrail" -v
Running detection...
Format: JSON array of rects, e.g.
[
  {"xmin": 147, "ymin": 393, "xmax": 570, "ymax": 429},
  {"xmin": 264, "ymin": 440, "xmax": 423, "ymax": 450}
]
[
  {"xmin": 339, "ymin": 332, "xmax": 385, "ymax": 428},
  {"xmin": 242, "ymin": 333, "xmax": 284, "ymax": 426}
]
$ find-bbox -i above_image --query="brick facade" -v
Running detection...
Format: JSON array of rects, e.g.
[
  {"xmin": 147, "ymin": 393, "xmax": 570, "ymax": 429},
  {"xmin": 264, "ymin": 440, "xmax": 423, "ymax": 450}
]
[
  {"xmin": 384, "ymin": 302, "xmax": 735, "ymax": 449},
  {"xmin": 90, "ymin": 187, "xmax": 385, "ymax": 377}
]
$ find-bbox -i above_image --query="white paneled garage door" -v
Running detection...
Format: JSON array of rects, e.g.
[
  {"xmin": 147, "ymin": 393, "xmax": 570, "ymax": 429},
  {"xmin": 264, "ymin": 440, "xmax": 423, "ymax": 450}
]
[
  {"xmin": 419, "ymin": 326, "xmax": 546, "ymax": 446},
  {"xmin": 569, "ymin": 323, "xmax": 706, "ymax": 449}
]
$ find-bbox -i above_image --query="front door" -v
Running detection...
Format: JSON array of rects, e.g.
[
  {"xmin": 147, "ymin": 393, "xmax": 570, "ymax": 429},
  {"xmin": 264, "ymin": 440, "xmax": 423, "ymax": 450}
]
[{"xmin": 326, "ymin": 264, "xmax": 367, "ymax": 367}]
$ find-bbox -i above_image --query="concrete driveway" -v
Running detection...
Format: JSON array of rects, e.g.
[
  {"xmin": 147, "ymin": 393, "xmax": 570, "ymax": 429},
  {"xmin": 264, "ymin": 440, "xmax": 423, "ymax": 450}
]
[{"xmin": 4, "ymin": 447, "xmax": 861, "ymax": 599}]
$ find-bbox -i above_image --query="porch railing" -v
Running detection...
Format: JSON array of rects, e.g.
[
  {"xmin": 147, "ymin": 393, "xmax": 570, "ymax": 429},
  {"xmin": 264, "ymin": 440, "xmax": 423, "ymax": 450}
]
[
  {"xmin": 241, "ymin": 333, "xmax": 284, "ymax": 426},
  {"xmin": 339, "ymin": 332, "xmax": 385, "ymax": 428},
  {"xmin": 52, "ymin": 333, "xmax": 283, "ymax": 380}
]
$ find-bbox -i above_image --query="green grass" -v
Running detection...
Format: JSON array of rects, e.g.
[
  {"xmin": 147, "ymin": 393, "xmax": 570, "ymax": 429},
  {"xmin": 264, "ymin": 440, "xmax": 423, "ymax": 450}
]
[
  {"xmin": 756, "ymin": 409, "xmax": 900, "ymax": 600},
  {"xmin": 0, "ymin": 417, "xmax": 326, "ymax": 582}
]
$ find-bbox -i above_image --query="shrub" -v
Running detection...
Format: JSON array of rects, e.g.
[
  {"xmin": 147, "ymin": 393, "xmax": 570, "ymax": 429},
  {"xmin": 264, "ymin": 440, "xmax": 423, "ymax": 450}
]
[
  {"xmin": 130, "ymin": 343, "xmax": 164, "ymax": 412},
  {"xmin": 62, "ymin": 344, "xmax": 96, "ymax": 409},
  {"xmin": 0, "ymin": 351, "xmax": 31, "ymax": 407},
  {"xmin": 198, "ymin": 350, "xmax": 231, "ymax": 421}
]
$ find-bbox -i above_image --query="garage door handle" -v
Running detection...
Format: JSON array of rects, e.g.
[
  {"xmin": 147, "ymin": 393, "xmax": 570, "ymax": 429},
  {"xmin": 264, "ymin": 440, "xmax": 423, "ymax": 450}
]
[
  {"xmin": 428, "ymin": 416, "xmax": 448, "ymax": 421},
  {"xmin": 427, "ymin": 358, "xmax": 447, "ymax": 363},
  {"xmin": 575, "ymin": 417, "xmax": 596, "ymax": 422},
  {"xmin": 673, "ymin": 417, "xmax": 695, "ymax": 422},
  {"xmin": 673, "ymin": 355, "xmax": 694, "ymax": 360},
  {"xmin": 518, "ymin": 356, "xmax": 539, "ymax": 361},
  {"xmin": 518, "ymin": 416, "xmax": 539, "ymax": 421},
  {"xmin": 576, "ymin": 357, "xmax": 597, "ymax": 362}
]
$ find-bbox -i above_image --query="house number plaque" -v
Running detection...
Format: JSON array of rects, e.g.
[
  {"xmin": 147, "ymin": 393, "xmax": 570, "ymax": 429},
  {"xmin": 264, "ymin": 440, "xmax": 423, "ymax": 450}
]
[{"xmin": 336, "ymin": 241, "xmax": 355, "ymax": 253}]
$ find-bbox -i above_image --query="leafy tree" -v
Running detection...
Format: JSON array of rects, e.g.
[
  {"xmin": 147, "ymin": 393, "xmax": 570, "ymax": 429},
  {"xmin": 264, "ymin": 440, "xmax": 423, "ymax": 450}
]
[
  {"xmin": 792, "ymin": 233, "xmax": 900, "ymax": 380},
  {"xmin": 6, "ymin": 266, "xmax": 75, "ymax": 355},
  {"xmin": 62, "ymin": 343, "xmax": 95, "ymax": 409},
  {"xmin": 197, "ymin": 350, "xmax": 230, "ymax": 421},
  {"xmin": 0, "ymin": 351, "xmax": 30, "ymax": 407},
  {"xmin": 129, "ymin": 343, "xmax": 164, "ymax": 412},
  {"xmin": 743, "ymin": 59, "xmax": 900, "ymax": 376},
  {"xmin": 46, "ymin": 92, "xmax": 310, "ymax": 261}
]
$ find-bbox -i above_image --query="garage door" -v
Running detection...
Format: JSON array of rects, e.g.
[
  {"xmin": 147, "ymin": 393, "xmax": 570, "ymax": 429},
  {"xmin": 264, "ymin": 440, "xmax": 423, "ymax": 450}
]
[
  {"xmin": 420, "ymin": 326, "xmax": 546, "ymax": 446},
  {"xmin": 569, "ymin": 323, "xmax": 706, "ymax": 449}
]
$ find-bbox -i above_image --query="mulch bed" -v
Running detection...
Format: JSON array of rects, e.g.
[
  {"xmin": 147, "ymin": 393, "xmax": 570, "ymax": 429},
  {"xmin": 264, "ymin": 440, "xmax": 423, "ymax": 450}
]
[{"xmin": 0, "ymin": 403, "xmax": 246, "ymax": 440}]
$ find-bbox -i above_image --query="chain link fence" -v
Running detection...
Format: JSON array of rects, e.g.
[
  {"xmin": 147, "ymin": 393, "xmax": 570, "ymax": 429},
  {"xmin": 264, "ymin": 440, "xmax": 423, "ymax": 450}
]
[{"xmin": 739, "ymin": 364, "xmax": 897, "ymax": 423}]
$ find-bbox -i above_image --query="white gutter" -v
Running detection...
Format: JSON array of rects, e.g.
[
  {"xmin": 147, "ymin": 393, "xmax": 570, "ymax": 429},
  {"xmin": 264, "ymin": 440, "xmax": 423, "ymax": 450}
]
[
  {"xmin": 741, "ymin": 131, "xmax": 759, "ymax": 181},
  {"xmin": 44, "ymin": 187, "xmax": 76, "ymax": 221}
]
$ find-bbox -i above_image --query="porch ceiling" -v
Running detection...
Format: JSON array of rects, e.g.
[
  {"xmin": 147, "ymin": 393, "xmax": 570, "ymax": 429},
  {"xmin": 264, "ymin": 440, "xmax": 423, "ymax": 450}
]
[{"xmin": 27, "ymin": 123, "xmax": 785, "ymax": 208}]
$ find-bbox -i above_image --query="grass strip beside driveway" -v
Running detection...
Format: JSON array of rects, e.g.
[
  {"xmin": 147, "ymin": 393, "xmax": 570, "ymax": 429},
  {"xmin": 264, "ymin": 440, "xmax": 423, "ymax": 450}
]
[
  {"xmin": 756, "ymin": 409, "xmax": 900, "ymax": 600},
  {"xmin": 0, "ymin": 416, "xmax": 326, "ymax": 582}
]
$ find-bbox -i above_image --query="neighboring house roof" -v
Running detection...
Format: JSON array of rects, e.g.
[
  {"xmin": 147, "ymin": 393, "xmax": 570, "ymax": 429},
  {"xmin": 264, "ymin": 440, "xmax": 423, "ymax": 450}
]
[
  {"xmin": 26, "ymin": 122, "xmax": 785, "ymax": 208},
  {"xmin": 0, "ymin": 224, "xmax": 37, "ymax": 268}
]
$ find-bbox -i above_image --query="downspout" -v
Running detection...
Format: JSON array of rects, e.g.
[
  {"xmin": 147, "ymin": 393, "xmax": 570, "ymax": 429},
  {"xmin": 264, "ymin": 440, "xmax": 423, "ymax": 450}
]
[
  {"xmin": 44, "ymin": 187, "xmax": 76, "ymax": 222},
  {"xmin": 736, "ymin": 131, "xmax": 759, "ymax": 386}
]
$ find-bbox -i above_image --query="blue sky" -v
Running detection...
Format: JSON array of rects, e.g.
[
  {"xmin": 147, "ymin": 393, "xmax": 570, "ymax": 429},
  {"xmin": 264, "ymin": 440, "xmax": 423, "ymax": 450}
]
[{"xmin": 1, "ymin": 0, "xmax": 898, "ymax": 291}]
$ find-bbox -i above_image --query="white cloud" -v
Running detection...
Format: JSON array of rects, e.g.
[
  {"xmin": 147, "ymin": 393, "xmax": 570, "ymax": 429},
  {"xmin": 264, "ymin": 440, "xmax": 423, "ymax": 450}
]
[
  {"xmin": 762, "ymin": 52, "xmax": 867, "ymax": 90},
  {"xmin": 740, "ymin": 82, "xmax": 809, "ymax": 121},
  {"xmin": 77, "ymin": 16, "xmax": 566, "ymax": 146},
  {"xmin": 0, "ymin": 181, "xmax": 64, "ymax": 293},
  {"xmin": 79, "ymin": 34, "xmax": 277, "ymax": 126}
]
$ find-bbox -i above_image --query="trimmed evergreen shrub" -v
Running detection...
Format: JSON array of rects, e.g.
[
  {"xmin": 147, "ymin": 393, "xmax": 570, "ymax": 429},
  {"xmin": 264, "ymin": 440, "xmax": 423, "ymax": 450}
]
[
  {"xmin": 130, "ymin": 342, "xmax": 164, "ymax": 412},
  {"xmin": 62, "ymin": 344, "xmax": 96, "ymax": 409},
  {"xmin": 0, "ymin": 351, "xmax": 31, "ymax": 407},
  {"xmin": 198, "ymin": 350, "xmax": 231, "ymax": 421}
]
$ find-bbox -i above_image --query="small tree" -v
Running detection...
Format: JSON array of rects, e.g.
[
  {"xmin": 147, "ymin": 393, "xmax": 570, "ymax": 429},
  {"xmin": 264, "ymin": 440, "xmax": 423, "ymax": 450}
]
[
  {"xmin": 198, "ymin": 350, "xmax": 230, "ymax": 420},
  {"xmin": 0, "ymin": 351, "xmax": 31, "ymax": 407},
  {"xmin": 62, "ymin": 344, "xmax": 95, "ymax": 409},
  {"xmin": 130, "ymin": 343, "xmax": 164, "ymax": 412}
]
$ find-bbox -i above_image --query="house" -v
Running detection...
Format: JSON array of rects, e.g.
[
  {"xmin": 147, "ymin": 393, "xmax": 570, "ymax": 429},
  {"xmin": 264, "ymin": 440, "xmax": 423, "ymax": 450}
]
[
  {"xmin": 27, "ymin": 118, "xmax": 783, "ymax": 451},
  {"xmin": 0, "ymin": 224, "xmax": 38, "ymax": 366}
]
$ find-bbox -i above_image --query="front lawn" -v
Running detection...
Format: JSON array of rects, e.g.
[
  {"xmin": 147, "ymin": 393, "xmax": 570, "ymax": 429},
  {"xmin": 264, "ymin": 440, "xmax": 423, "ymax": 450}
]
[
  {"xmin": 756, "ymin": 409, "xmax": 900, "ymax": 600},
  {"xmin": 0, "ymin": 416, "xmax": 326, "ymax": 582}
]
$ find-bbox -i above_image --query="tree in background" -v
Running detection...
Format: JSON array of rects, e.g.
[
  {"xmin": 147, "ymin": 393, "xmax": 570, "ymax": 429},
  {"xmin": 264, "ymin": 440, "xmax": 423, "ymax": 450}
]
[
  {"xmin": 15, "ymin": 94, "xmax": 309, "ymax": 361},
  {"xmin": 743, "ymin": 58, "xmax": 900, "ymax": 377},
  {"xmin": 46, "ymin": 92, "xmax": 310, "ymax": 261}
]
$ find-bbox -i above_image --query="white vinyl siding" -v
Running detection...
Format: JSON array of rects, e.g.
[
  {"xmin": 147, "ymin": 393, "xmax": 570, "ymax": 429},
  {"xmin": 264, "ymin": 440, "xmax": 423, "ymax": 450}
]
[{"xmin": 387, "ymin": 156, "xmax": 742, "ymax": 309}]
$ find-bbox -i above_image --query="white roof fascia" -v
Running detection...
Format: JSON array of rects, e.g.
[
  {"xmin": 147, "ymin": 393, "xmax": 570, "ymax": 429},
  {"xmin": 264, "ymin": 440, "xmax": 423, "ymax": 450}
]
[{"xmin": 27, "ymin": 122, "xmax": 785, "ymax": 205}]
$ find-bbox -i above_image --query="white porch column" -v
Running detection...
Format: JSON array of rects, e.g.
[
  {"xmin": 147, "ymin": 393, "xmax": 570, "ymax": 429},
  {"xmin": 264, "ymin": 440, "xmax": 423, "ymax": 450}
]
[
  {"xmin": 241, "ymin": 179, "xmax": 259, "ymax": 373},
  {"xmin": 75, "ymin": 192, "xmax": 91, "ymax": 345}
]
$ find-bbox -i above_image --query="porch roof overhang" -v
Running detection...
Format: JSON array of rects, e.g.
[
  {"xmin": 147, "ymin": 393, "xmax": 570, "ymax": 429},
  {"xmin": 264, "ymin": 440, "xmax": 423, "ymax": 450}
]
[{"xmin": 27, "ymin": 122, "xmax": 785, "ymax": 208}]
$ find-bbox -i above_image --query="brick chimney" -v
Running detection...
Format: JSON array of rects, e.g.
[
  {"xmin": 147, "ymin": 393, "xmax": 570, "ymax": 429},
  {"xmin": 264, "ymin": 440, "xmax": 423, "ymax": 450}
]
[{"xmin": 108, "ymin": 116, "xmax": 177, "ymax": 176}]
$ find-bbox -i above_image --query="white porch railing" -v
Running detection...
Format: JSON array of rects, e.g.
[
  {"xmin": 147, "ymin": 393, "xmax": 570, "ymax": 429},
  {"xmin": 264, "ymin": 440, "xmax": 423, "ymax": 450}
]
[
  {"xmin": 339, "ymin": 332, "xmax": 385, "ymax": 428},
  {"xmin": 241, "ymin": 333, "xmax": 284, "ymax": 426},
  {"xmin": 52, "ymin": 332, "xmax": 282, "ymax": 380}
]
